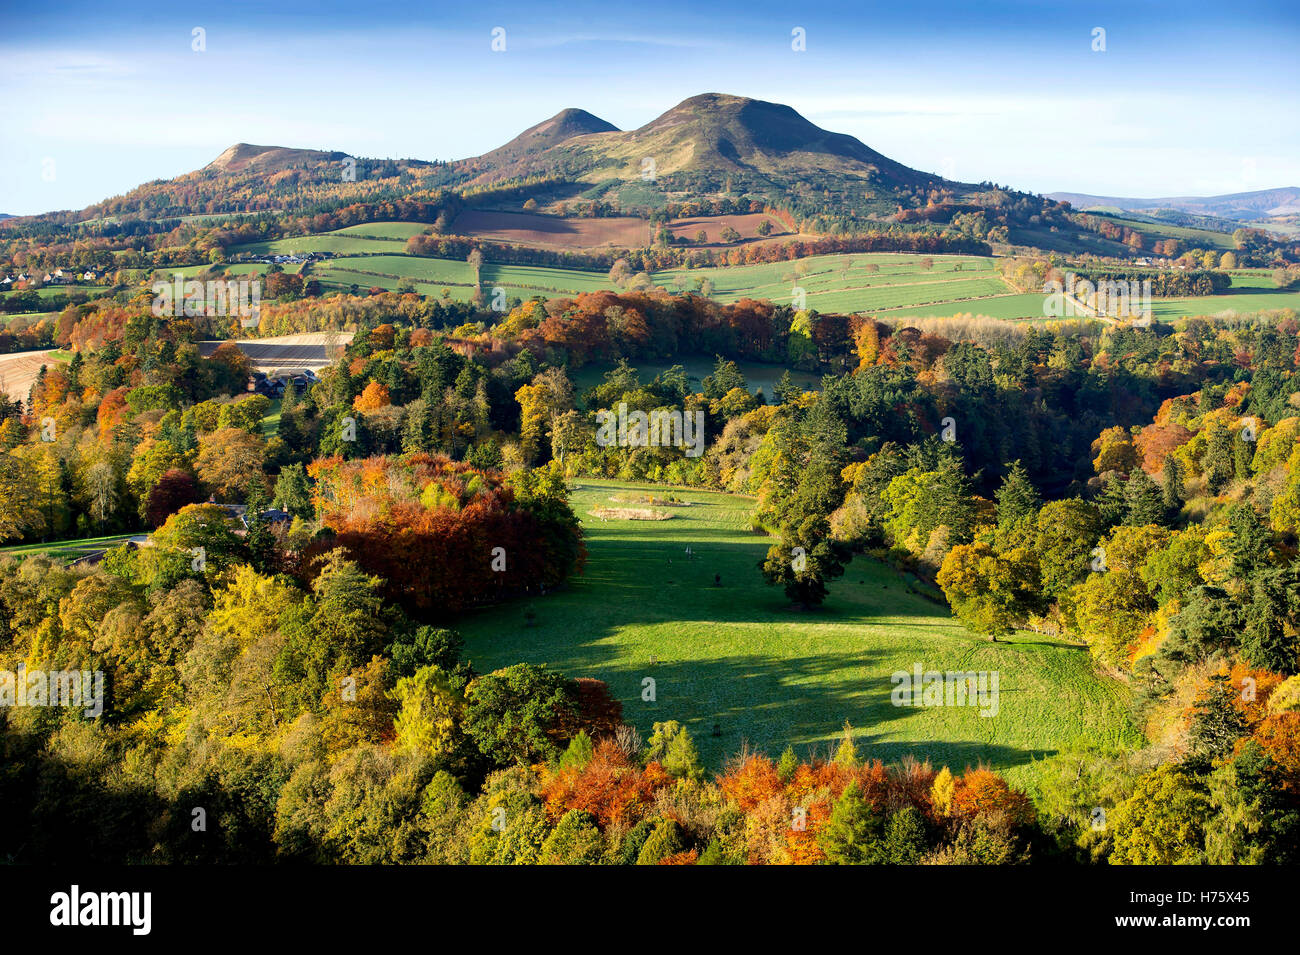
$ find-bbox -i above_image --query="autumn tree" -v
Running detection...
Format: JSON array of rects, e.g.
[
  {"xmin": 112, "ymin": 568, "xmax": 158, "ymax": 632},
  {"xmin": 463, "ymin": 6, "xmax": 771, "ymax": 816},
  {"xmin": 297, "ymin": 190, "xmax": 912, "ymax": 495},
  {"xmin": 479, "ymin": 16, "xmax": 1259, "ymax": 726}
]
[
  {"xmin": 0, "ymin": 451, "xmax": 38, "ymax": 542},
  {"xmin": 514, "ymin": 368, "xmax": 574, "ymax": 465},
  {"xmin": 463, "ymin": 664, "xmax": 578, "ymax": 767},
  {"xmin": 1108, "ymin": 766, "xmax": 1209, "ymax": 864},
  {"xmin": 145, "ymin": 468, "xmax": 200, "ymax": 528},
  {"xmin": 938, "ymin": 539, "xmax": 1041, "ymax": 640},
  {"xmin": 196, "ymin": 427, "xmax": 266, "ymax": 501},
  {"xmin": 393, "ymin": 665, "xmax": 466, "ymax": 764},
  {"xmin": 353, "ymin": 381, "xmax": 391, "ymax": 413},
  {"xmin": 1034, "ymin": 499, "xmax": 1104, "ymax": 607}
]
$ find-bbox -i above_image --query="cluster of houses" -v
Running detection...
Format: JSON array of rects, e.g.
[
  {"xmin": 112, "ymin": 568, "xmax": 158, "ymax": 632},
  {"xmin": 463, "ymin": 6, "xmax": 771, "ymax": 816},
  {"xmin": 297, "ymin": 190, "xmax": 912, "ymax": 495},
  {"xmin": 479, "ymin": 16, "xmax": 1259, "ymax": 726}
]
[
  {"xmin": 1, "ymin": 267, "xmax": 100, "ymax": 287},
  {"xmin": 250, "ymin": 368, "xmax": 318, "ymax": 398},
  {"xmin": 246, "ymin": 251, "xmax": 328, "ymax": 266},
  {"xmin": 210, "ymin": 501, "xmax": 294, "ymax": 528}
]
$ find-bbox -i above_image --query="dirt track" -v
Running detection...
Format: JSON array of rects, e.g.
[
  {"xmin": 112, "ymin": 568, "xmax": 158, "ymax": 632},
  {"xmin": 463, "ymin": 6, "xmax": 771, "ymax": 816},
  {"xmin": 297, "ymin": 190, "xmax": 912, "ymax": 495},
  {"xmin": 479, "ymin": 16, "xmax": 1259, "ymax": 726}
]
[
  {"xmin": 0, "ymin": 350, "xmax": 64, "ymax": 403},
  {"xmin": 197, "ymin": 331, "xmax": 354, "ymax": 377}
]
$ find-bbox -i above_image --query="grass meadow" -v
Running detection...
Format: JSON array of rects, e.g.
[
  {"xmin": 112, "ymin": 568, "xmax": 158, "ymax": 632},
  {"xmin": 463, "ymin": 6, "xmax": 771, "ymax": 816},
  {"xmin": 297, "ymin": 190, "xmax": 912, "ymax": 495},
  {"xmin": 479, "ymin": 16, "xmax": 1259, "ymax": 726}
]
[
  {"xmin": 571, "ymin": 357, "xmax": 820, "ymax": 399},
  {"xmin": 0, "ymin": 532, "xmax": 143, "ymax": 562},
  {"xmin": 458, "ymin": 479, "xmax": 1140, "ymax": 791}
]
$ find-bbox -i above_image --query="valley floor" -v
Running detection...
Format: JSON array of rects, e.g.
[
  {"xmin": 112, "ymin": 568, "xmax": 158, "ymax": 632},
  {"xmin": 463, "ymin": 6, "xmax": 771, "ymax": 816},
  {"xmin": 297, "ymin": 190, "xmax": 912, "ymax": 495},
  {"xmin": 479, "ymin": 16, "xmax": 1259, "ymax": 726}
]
[{"xmin": 458, "ymin": 479, "xmax": 1141, "ymax": 791}]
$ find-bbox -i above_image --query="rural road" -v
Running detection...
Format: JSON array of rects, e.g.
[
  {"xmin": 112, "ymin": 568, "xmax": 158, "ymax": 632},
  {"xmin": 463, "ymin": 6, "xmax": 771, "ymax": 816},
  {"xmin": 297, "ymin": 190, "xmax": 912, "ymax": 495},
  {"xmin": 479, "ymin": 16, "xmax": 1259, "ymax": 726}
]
[{"xmin": 197, "ymin": 331, "xmax": 354, "ymax": 377}]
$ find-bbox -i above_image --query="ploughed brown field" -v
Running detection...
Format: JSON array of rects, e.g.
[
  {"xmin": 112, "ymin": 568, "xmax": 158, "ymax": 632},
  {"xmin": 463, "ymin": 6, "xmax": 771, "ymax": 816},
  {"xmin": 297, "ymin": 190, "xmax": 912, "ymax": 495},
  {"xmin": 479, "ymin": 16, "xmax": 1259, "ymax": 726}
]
[
  {"xmin": 664, "ymin": 213, "xmax": 793, "ymax": 245},
  {"xmin": 0, "ymin": 349, "xmax": 64, "ymax": 401},
  {"xmin": 197, "ymin": 331, "xmax": 355, "ymax": 377},
  {"xmin": 451, "ymin": 210, "xmax": 807, "ymax": 250}
]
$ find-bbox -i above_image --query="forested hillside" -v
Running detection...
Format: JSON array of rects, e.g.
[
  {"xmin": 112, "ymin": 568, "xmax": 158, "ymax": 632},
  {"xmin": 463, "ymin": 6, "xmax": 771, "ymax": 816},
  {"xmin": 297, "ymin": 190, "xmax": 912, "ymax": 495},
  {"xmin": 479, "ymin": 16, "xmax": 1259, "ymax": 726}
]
[{"xmin": 2, "ymin": 279, "xmax": 1298, "ymax": 864}]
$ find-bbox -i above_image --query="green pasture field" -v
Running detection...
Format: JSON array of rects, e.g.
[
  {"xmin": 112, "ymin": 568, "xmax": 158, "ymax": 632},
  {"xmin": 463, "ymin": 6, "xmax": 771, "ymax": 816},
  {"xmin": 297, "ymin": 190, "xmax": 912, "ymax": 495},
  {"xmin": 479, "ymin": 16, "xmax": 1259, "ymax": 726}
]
[
  {"xmin": 877, "ymin": 271, "xmax": 1300, "ymax": 322},
  {"xmin": 227, "ymin": 221, "xmax": 429, "ymax": 257},
  {"xmin": 314, "ymin": 249, "xmax": 1016, "ymax": 314},
  {"xmin": 314, "ymin": 255, "xmax": 614, "ymax": 301},
  {"xmin": 880, "ymin": 292, "xmax": 1048, "ymax": 320},
  {"xmin": 571, "ymin": 357, "xmax": 822, "ymax": 400},
  {"xmin": 261, "ymin": 396, "xmax": 283, "ymax": 436},
  {"xmin": 1098, "ymin": 214, "xmax": 1237, "ymax": 250},
  {"xmin": 328, "ymin": 222, "xmax": 430, "ymax": 239},
  {"xmin": 230, "ymin": 235, "xmax": 406, "ymax": 257},
  {"xmin": 144, "ymin": 263, "xmax": 302, "ymax": 279},
  {"xmin": 1144, "ymin": 288, "xmax": 1300, "ymax": 320},
  {"xmin": 221, "ymin": 231, "xmax": 1297, "ymax": 322},
  {"xmin": 0, "ymin": 532, "xmax": 143, "ymax": 563},
  {"xmin": 457, "ymin": 479, "xmax": 1140, "ymax": 790},
  {"xmin": 652, "ymin": 252, "xmax": 1001, "ymax": 306},
  {"xmin": 1, "ymin": 284, "xmax": 102, "ymax": 300}
]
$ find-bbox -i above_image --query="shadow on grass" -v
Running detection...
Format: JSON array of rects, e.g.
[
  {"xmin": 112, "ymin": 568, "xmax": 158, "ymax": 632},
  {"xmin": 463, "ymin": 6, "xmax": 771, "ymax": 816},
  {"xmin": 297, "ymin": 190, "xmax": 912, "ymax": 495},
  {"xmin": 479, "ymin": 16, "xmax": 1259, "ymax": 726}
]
[{"xmin": 459, "ymin": 523, "xmax": 1099, "ymax": 773}]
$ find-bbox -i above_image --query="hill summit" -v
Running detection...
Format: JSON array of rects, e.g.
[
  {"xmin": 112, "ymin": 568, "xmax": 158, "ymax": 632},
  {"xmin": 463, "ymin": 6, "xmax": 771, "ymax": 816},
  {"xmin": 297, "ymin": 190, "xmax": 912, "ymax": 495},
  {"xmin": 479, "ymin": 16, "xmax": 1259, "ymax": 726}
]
[
  {"xmin": 205, "ymin": 143, "xmax": 346, "ymax": 174},
  {"xmin": 456, "ymin": 92, "xmax": 950, "ymax": 215}
]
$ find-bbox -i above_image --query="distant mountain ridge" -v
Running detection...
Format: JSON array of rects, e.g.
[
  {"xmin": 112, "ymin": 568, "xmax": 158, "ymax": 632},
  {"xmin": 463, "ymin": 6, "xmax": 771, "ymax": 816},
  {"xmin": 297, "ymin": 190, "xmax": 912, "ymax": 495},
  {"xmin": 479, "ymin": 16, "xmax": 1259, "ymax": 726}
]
[{"xmin": 1048, "ymin": 186, "xmax": 1300, "ymax": 221}]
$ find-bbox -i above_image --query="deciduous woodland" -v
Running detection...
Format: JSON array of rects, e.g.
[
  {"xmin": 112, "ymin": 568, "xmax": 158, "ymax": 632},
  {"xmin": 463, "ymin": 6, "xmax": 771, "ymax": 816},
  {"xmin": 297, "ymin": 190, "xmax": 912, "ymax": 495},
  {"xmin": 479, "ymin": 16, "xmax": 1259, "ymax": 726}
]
[
  {"xmin": 1, "ymin": 277, "xmax": 1298, "ymax": 864},
  {"xmin": 2, "ymin": 77, "xmax": 1300, "ymax": 867}
]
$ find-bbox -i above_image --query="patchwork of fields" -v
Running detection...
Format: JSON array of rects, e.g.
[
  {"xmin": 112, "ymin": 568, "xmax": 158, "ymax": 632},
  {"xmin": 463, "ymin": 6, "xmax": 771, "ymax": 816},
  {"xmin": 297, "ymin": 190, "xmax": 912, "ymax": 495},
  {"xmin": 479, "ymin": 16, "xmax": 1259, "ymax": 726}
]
[
  {"xmin": 451, "ymin": 209, "xmax": 797, "ymax": 250},
  {"xmin": 12, "ymin": 222, "xmax": 1292, "ymax": 326},
  {"xmin": 287, "ymin": 238, "xmax": 1028, "ymax": 315},
  {"xmin": 458, "ymin": 480, "xmax": 1140, "ymax": 790},
  {"xmin": 228, "ymin": 224, "xmax": 1300, "ymax": 319},
  {"xmin": 311, "ymin": 255, "xmax": 615, "ymax": 302}
]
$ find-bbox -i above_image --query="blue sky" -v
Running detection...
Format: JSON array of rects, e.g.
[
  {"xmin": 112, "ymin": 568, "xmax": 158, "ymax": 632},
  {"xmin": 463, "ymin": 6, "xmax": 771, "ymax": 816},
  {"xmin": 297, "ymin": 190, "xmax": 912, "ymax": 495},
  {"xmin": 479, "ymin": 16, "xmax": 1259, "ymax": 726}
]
[{"xmin": 3, "ymin": 0, "xmax": 1297, "ymax": 215}]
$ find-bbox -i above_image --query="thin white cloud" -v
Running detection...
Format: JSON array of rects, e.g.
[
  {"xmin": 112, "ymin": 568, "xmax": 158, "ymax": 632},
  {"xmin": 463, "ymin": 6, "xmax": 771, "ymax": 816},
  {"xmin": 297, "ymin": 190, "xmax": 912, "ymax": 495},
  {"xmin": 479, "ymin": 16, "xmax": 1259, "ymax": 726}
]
[{"xmin": 0, "ymin": 48, "xmax": 136, "ymax": 78}]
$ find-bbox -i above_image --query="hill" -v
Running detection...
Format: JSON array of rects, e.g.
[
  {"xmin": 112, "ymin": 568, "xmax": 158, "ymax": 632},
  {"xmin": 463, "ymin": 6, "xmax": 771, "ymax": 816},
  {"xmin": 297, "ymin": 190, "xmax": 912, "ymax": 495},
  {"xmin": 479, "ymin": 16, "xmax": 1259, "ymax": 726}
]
[
  {"xmin": 67, "ymin": 143, "xmax": 443, "ymax": 222},
  {"xmin": 204, "ymin": 143, "xmax": 348, "ymax": 174},
  {"xmin": 0, "ymin": 94, "xmax": 1091, "ymax": 251},
  {"xmin": 459, "ymin": 108, "xmax": 618, "ymax": 172},
  {"xmin": 1050, "ymin": 186, "xmax": 1300, "ymax": 220},
  {"xmin": 13, "ymin": 93, "xmax": 1293, "ymax": 262},
  {"xmin": 457, "ymin": 93, "xmax": 955, "ymax": 217}
]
